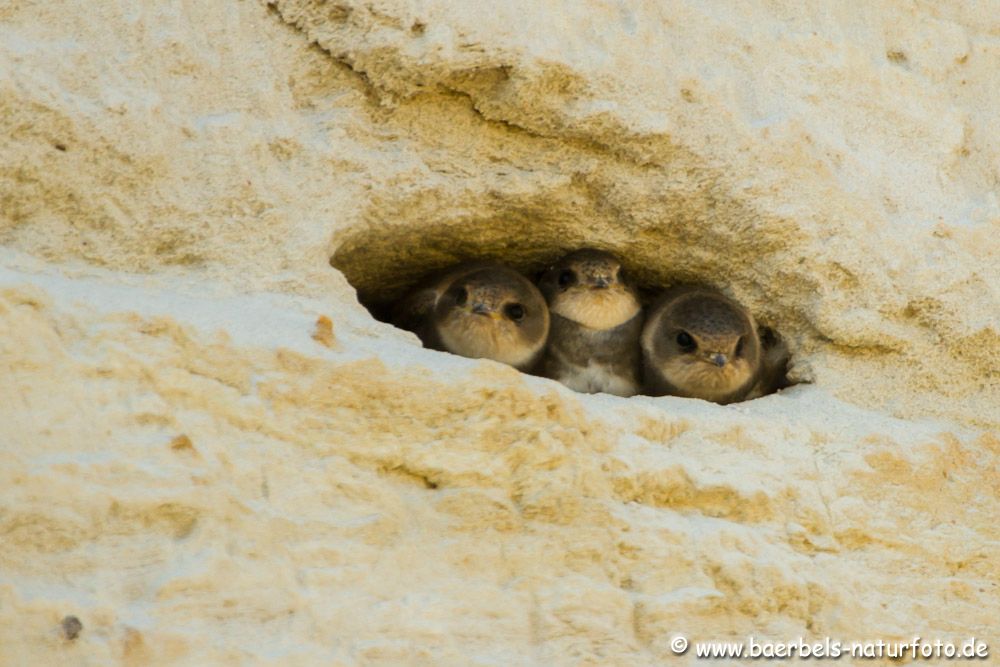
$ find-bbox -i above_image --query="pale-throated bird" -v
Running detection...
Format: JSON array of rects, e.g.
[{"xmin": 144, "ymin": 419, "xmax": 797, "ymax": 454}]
[
  {"xmin": 392, "ymin": 263, "xmax": 549, "ymax": 371},
  {"xmin": 641, "ymin": 285, "xmax": 761, "ymax": 403},
  {"xmin": 537, "ymin": 249, "xmax": 643, "ymax": 396}
]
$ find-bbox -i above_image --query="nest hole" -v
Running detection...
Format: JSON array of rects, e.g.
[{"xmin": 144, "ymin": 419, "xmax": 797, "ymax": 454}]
[{"xmin": 330, "ymin": 219, "xmax": 794, "ymax": 401}]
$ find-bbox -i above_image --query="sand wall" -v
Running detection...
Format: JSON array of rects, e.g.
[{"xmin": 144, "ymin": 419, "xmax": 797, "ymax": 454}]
[{"xmin": 1, "ymin": 1, "xmax": 998, "ymax": 664}]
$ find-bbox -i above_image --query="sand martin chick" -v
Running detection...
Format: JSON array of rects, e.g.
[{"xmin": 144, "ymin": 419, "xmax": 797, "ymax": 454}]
[
  {"xmin": 641, "ymin": 285, "xmax": 762, "ymax": 404},
  {"xmin": 392, "ymin": 262, "xmax": 549, "ymax": 371},
  {"xmin": 537, "ymin": 249, "xmax": 643, "ymax": 396},
  {"xmin": 744, "ymin": 325, "xmax": 792, "ymax": 399}
]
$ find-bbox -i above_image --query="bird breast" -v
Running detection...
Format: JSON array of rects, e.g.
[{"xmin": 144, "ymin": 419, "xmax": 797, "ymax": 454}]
[
  {"xmin": 555, "ymin": 360, "xmax": 638, "ymax": 397},
  {"xmin": 551, "ymin": 287, "xmax": 640, "ymax": 331}
]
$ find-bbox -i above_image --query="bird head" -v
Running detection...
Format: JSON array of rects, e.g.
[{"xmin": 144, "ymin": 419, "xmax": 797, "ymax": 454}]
[
  {"xmin": 650, "ymin": 289, "xmax": 762, "ymax": 402},
  {"xmin": 435, "ymin": 268, "xmax": 549, "ymax": 369},
  {"xmin": 538, "ymin": 249, "xmax": 640, "ymax": 330}
]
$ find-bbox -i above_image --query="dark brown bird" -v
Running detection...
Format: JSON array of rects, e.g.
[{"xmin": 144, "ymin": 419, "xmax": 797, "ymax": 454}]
[
  {"xmin": 392, "ymin": 262, "xmax": 549, "ymax": 371},
  {"xmin": 641, "ymin": 285, "xmax": 762, "ymax": 404},
  {"xmin": 537, "ymin": 249, "xmax": 643, "ymax": 396}
]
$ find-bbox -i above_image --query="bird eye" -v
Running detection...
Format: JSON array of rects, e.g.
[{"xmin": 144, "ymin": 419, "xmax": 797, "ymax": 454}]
[
  {"xmin": 675, "ymin": 331, "xmax": 696, "ymax": 350},
  {"xmin": 558, "ymin": 270, "xmax": 575, "ymax": 288},
  {"xmin": 504, "ymin": 303, "xmax": 525, "ymax": 321},
  {"xmin": 735, "ymin": 336, "xmax": 745, "ymax": 357},
  {"xmin": 452, "ymin": 287, "xmax": 468, "ymax": 306}
]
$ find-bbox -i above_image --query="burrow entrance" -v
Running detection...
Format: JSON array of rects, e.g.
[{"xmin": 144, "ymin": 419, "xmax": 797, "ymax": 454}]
[{"xmin": 330, "ymin": 214, "xmax": 794, "ymax": 401}]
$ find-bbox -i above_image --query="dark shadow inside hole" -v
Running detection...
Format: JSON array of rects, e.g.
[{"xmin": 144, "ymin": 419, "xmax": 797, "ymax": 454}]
[
  {"xmin": 331, "ymin": 216, "xmax": 598, "ymax": 308},
  {"xmin": 330, "ymin": 224, "xmax": 794, "ymax": 402}
]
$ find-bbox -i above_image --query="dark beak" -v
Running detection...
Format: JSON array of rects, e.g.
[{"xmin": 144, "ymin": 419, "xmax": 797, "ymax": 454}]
[
  {"xmin": 471, "ymin": 303, "xmax": 491, "ymax": 316},
  {"xmin": 592, "ymin": 277, "xmax": 610, "ymax": 289},
  {"xmin": 712, "ymin": 353, "xmax": 727, "ymax": 367}
]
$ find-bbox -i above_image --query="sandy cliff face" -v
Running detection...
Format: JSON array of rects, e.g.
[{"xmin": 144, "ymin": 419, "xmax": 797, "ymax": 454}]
[{"xmin": 1, "ymin": 1, "xmax": 998, "ymax": 664}]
